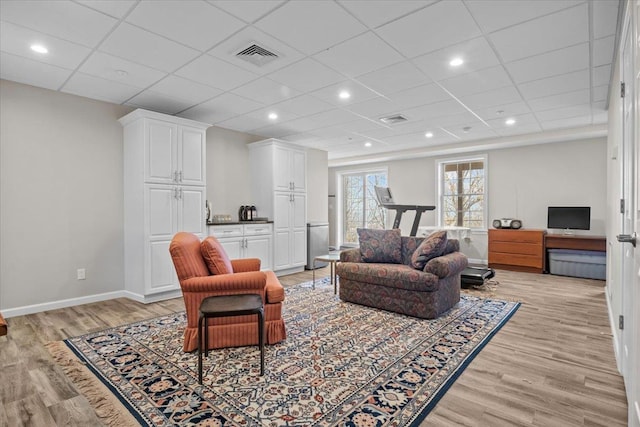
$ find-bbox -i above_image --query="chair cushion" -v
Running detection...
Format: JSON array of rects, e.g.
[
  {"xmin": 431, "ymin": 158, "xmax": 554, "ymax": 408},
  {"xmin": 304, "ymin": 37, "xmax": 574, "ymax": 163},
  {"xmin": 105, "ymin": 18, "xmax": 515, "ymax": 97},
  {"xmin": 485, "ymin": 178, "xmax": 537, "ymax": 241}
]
[
  {"xmin": 411, "ymin": 230, "xmax": 448, "ymax": 270},
  {"xmin": 201, "ymin": 236, "xmax": 234, "ymax": 275},
  {"xmin": 357, "ymin": 228, "xmax": 402, "ymax": 264}
]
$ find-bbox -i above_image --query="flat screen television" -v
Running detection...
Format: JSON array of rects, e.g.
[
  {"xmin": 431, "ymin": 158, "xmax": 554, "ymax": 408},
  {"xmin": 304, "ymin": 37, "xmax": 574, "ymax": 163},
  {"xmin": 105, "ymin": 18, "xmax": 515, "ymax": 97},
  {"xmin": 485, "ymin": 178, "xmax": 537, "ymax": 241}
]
[{"xmin": 547, "ymin": 206, "xmax": 591, "ymax": 230}]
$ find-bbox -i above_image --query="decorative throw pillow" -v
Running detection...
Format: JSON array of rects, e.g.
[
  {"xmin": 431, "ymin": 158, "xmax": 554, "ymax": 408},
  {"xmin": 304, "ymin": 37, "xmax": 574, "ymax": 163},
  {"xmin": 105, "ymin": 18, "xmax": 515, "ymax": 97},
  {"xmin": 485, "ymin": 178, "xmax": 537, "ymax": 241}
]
[
  {"xmin": 357, "ymin": 228, "xmax": 402, "ymax": 264},
  {"xmin": 200, "ymin": 236, "xmax": 233, "ymax": 275},
  {"xmin": 411, "ymin": 230, "xmax": 448, "ymax": 270}
]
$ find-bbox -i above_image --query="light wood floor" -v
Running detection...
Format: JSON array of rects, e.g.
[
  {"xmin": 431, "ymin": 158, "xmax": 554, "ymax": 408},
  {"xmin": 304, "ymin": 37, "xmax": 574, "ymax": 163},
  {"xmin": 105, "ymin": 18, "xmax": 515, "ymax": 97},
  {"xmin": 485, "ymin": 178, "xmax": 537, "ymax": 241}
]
[{"xmin": 0, "ymin": 268, "xmax": 627, "ymax": 426}]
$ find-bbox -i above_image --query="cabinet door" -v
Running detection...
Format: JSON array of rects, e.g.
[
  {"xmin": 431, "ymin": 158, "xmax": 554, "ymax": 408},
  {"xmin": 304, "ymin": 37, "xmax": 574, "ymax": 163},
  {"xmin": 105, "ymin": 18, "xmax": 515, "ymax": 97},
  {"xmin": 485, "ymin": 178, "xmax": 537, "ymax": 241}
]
[
  {"xmin": 292, "ymin": 228, "xmax": 307, "ymax": 266},
  {"xmin": 292, "ymin": 149, "xmax": 306, "ymax": 192},
  {"xmin": 218, "ymin": 237, "xmax": 243, "ymax": 260},
  {"xmin": 179, "ymin": 127, "xmax": 205, "ymax": 186},
  {"xmin": 246, "ymin": 235, "xmax": 272, "ymax": 270},
  {"xmin": 146, "ymin": 119, "xmax": 177, "ymax": 184},
  {"xmin": 148, "ymin": 240, "xmax": 178, "ymax": 293},
  {"xmin": 292, "ymin": 193, "xmax": 306, "ymax": 229},
  {"xmin": 274, "ymin": 230, "xmax": 290, "ymax": 270},
  {"xmin": 146, "ymin": 185, "xmax": 176, "ymax": 240},
  {"xmin": 274, "ymin": 192, "xmax": 291, "ymax": 231},
  {"xmin": 179, "ymin": 186, "xmax": 205, "ymax": 236},
  {"xmin": 273, "ymin": 146, "xmax": 292, "ymax": 191}
]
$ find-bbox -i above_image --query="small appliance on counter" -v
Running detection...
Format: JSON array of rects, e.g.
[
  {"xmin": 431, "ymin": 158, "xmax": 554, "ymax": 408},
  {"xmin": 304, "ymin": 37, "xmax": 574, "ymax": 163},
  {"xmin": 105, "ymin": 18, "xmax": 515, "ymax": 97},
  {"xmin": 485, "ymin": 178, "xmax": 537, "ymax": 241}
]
[{"xmin": 239, "ymin": 205, "xmax": 258, "ymax": 221}]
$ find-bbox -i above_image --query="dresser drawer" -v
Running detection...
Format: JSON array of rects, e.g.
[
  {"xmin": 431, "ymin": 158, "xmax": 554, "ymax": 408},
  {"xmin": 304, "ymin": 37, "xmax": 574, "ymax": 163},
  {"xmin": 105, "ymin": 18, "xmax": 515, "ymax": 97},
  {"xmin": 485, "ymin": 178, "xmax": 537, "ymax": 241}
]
[
  {"xmin": 489, "ymin": 252, "xmax": 543, "ymax": 269},
  {"xmin": 244, "ymin": 223, "xmax": 273, "ymax": 236},
  {"xmin": 490, "ymin": 241, "xmax": 543, "ymax": 256},
  {"xmin": 209, "ymin": 224, "xmax": 243, "ymax": 238},
  {"xmin": 489, "ymin": 229, "xmax": 544, "ymax": 244}
]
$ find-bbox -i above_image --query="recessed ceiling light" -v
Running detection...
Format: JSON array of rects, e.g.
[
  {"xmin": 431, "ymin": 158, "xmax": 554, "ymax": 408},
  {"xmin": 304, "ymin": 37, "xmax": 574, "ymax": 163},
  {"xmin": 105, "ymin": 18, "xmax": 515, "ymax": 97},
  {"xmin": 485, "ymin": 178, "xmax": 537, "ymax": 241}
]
[
  {"xmin": 462, "ymin": 126, "xmax": 472, "ymax": 133},
  {"xmin": 30, "ymin": 44, "xmax": 48, "ymax": 54},
  {"xmin": 339, "ymin": 90, "xmax": 351, "ymax": 100},
  {"xmin": 268, "ymin": 112, "xmax": 278, "ymax": 120},
  {"xmin": 505, "ymin": 118, "xmax": 516, "ymax": 125},
  {"xmin": 425, "ymin": 132, "xmax": 434, "ymax": 138},
  {"xmin": 449, "ymin": 57, "xmax": 463, "ymax": 67},
  {"xmin": 364, "ymin": 141, "xmax": 372, "ymax": 147},
  {"xmin": 115, "ymin": 69, "xmax": 128, "ymax": 77}
]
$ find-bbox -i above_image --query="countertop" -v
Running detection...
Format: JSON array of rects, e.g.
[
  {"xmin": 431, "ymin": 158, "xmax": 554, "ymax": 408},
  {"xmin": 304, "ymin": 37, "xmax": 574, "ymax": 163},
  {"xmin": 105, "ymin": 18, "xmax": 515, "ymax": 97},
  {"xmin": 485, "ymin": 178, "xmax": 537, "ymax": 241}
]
[{"xmin": 207, "ymin": 220, "xmax": 273, "ymax": 225}]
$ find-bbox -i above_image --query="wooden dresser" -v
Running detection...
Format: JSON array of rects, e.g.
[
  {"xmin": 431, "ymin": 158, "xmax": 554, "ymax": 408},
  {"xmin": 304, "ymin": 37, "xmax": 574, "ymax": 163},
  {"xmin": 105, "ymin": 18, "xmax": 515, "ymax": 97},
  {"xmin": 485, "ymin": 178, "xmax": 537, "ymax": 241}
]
[{"xmin": 488, "ymin": 229, "xmax": 546, "ymax": 273}]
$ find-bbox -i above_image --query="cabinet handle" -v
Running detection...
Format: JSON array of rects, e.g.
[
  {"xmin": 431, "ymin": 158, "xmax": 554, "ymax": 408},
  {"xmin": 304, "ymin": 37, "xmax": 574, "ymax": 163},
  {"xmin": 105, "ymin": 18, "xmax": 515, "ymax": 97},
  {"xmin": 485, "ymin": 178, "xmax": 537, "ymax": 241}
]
[
  {"xmin": 174, "ymin": 187, "xmax": 179, "ymax": 199},
  {"xmin": 173, "ymin": 171, "xmax": 178, "ymax": 182},
  {"xmin": 178, "ymin": 187, "xmax": 183, "ymax": 200},
  {"xmin": 179, "ymin": 171, "xmax": 183, "ymax": 182}
]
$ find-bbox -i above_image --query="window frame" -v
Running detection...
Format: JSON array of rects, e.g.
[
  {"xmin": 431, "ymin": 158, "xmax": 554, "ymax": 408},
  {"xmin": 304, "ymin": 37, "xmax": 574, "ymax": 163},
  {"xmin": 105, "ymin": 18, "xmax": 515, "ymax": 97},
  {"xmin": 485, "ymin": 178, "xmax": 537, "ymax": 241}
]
[
  {"xmin": 436, "ymin": 154, "xmax": 488, "ymax": 230},
  {"xmin": 335, "ymin": 167, "xmax": 389, "ymax": 246}
]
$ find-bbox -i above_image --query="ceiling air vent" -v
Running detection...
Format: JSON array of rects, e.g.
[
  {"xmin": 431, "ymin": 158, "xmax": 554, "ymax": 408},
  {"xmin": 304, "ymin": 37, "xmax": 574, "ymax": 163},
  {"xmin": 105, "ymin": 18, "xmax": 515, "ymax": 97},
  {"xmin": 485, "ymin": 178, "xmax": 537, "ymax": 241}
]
[
  {"xmin": 379, "ymin": 114, "xmax": 408, "ymax": 125},
  {"xmin": 235, "ymin": 43, "xmax": 279, "ymax": 67}
]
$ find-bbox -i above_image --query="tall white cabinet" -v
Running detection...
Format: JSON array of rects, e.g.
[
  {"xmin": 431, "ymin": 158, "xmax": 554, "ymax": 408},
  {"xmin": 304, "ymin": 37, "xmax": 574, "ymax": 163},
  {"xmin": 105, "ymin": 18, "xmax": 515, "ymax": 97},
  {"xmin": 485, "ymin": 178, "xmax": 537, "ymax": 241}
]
[
  {"xmin": 120, "ymin": 109, "xmax": 209, "ymax": 302},
  {"xmin": 249, "ymin": 139, "xmax": 307, "ymax": 275}
]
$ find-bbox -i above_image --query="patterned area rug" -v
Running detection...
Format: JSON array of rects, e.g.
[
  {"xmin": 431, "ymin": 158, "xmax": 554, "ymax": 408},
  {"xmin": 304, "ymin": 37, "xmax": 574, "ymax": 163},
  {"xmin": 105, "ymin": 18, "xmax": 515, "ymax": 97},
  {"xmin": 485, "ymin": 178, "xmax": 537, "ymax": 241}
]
[{"xmin": 50, "ymin": 279, "xmax": 519, "ymax": 426}]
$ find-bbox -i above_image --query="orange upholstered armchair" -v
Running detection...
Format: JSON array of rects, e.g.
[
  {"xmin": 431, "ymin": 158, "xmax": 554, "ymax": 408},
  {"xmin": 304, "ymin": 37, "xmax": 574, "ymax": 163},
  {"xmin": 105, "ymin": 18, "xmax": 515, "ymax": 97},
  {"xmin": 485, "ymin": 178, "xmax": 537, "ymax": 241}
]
[{"xmin": 169, "ymin": 232, "xmax": 286, "ymax": 352}]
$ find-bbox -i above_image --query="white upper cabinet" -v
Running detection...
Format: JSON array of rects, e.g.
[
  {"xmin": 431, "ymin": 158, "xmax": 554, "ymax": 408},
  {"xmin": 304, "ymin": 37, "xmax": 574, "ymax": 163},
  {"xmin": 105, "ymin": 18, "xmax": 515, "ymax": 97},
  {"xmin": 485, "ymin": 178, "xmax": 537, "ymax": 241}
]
[{"xmin": 273, "ymin": 143, "xmax": 306, "ymax": 192}]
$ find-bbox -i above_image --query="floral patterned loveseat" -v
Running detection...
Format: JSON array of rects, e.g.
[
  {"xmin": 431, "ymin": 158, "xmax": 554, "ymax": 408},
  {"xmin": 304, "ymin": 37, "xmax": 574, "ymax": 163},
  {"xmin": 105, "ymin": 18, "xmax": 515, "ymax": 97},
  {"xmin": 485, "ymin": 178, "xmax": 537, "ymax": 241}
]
[{"xmin": 336, "ymin": 230, "xmax": 468, "ymax": 319}]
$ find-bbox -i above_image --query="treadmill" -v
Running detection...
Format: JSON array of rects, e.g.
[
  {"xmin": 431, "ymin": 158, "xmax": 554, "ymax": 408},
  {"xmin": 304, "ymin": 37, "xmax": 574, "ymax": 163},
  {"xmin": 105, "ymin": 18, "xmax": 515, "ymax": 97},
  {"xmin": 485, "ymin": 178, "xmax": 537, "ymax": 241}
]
[{"xmin": 374, "ymin": 186, "xmax": 436, "ymax": 237}]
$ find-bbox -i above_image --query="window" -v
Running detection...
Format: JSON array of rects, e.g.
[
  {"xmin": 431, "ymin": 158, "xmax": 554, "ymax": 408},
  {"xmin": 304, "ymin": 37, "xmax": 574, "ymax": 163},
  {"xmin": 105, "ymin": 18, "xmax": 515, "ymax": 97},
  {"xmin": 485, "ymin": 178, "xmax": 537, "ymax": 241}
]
[
  {"xmin": 438, "ymin": 157, "xmax": 486, "ymax": 229},
  {"xmin": 342, "ymin": 171, "xmax": 387, "ymax": 244}
]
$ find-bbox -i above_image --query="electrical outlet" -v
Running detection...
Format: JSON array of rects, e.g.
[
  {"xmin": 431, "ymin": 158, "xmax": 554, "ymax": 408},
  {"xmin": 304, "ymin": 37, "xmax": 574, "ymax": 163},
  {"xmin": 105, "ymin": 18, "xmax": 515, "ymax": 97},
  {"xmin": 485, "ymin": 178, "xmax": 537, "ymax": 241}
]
[{"xmin": 77, "ymin": 268, "xmax": 86, "ymax": 280}]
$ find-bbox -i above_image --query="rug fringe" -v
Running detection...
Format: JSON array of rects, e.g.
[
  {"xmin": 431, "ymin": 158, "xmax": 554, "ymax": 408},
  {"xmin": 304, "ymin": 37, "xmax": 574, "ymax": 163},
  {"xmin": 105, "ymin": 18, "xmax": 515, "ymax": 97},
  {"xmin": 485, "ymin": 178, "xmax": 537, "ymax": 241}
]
[{"xmin": 45, "ymin": 341, "xmax": 140, "ymax": 427}]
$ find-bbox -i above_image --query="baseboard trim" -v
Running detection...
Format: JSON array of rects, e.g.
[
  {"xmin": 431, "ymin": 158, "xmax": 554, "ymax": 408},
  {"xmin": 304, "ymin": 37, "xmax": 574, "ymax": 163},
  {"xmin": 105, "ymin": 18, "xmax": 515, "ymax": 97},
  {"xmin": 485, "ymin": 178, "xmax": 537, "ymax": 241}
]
[
  {"xmin": 122, "ymin": 290, "xmax": 182, "ymax": 304},
  {"xmin": 275, "ymin": 266, "xmax": 305, "ymax": 277},
  {"xmin": 2, "ymin": 290, "xmax": 129, "ymax": 318},
  {"xmin": 467, "ymin": 258, "xmax": 487, "ymax": 266}
]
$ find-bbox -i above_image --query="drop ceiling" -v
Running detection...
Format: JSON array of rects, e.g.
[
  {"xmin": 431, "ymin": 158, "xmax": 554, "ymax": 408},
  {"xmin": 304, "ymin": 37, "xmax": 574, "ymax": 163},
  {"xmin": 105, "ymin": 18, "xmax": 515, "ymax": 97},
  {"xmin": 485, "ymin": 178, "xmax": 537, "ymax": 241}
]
[{"xmin": 0, "ymin": 0, "xmax": 619, "ymax": 164}]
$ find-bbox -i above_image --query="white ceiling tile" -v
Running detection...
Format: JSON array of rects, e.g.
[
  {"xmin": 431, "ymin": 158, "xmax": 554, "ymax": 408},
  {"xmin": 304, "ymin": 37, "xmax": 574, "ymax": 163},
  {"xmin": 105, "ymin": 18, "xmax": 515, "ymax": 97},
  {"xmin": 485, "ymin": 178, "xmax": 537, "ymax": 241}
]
[
  {"xmin": 426, "ymin": 112, "xmax": 488, "ymax": 129},
  {"xmin": 387, "ymin": 83, "xmax": 452, "ymax": 109},
  {"xmin": 245, "ymin": 123, "xmax": 293, "ymax": 138},
  {"xmin": 404, "ymin": 99, "xmax": 468, "ymax": 121},
  {"xmin": 231, "ymin": 77, "xmax": 301, "ymax": 105},
  {"xmin": 592, "ymin": 0, "xmax": 620, "ymax": 39},
  {"xmin": 336, "ymin": 118, "xmax": 384, "ymax": 134},
  {"xmin": 458, "ymin": 85, "xmax": 523, "ymax": 110},
  {"xmin": 355, "ymin": 61, "xmax": 429, "ymax": 96},
  {"xmin": 79, "ymin": 51, "xmax": 167, "ymax": 88},
  {"xmin": 346, "ymin": 97, "xmax": 402, "ymax": 119},
  {"xmin": 489, "ymin": 4, "xmax": 589, "ymax": 63},
  {"xmin": 179, "ymin": 92, "xmax": 263, "ymax": 124},
  {"xmin": 100, "ymin": 23, "xmax": 199, "ymax": 73},
  {"xmin": 528, "ymin": 89, "xmax": 590, "ymax": 112},
  {"xmin": 485, "ymin": 112, "xmax": 538, "ymax": 129},
  {"xmin": 0, "ymin": 22, "xmax": 92, "ymax": 69},
  {"xmin": 534, "ymin": 103, "xmax": 594, "ymax": 122},
  {"xmin": 75, "ymin": 0, "xmax": 135, "ymax": 18},
  {"xmin": 518, "ymin": 70, "xmax": 590, "ymax": 100},
  {"xmin": 175, "ymin": 54, "xmax": 259, "ymax": 91},
  {"xmin": 61, "ymin": 72, "xmax": 142, "ymax": 104},
  {"xmin": 338, "ymin": 1, "xmax": 434, "ymax": 29},
  {"xmin": 593, "ymin": 35, "xmax": 615, "ymax": 67},
  {"xmin": 411, "ymin": 37, "xmax": 501, "ymax": 81},
  {"xmin": 272, "ymin": 116, "xmax": 326, "ymax": 133},
  {"xmin": 540, "ymin": 115, "xmax": 591, "ymax": 130},
  {"xmin": 126, "ymin": 91, "xmax": 194, "ymax": 115},
  {"xmin": 267, "ymin": 58, "xmax": 345, "ymax": 92},
  {"xmin": 245, "ymin": 107, "xmax": 299, "ymax": 123},
  {"xmin": 0, "ymin": 0, "xmax": 117, "ymax": 47},
  {"xmin": 303, "ymin": 109, "xmax": 362, "ymax": 129},
  {"xmin": 375, "ymin": 0, "xmax": 481, "ymax": 58},
  {"xmin": 593, "ymin": 64, "xmax": 612, "ymax": 86},
  {"xmin": 147, "ymin": 75, "xmax": 222, "ymax": 104},
  {"xmin": 313, "ymin": 31, "xmax": 404, "ymax": 78},
  {"xmin": 506, "ymin": 43, "xmax": 590, "ymax": 83},
  {"xmin": 207, "ymin": 26, "xmax": 304, "ymax": 74},
  {"xmin": 271, "ymin": 94, "xmax": 334, "ymax": 117},
  {"xmin": 209, "ymin": 0, "xmax": 285, "ymax": 23},
  {"xmin": 474, "ymin": 101, "xmax": 532, "ymax": 120},
  {"xmin": 255, "ymin": 1, "xmax": 367, "ymax": 55},
  {"xmin": 464, "ymin": 0, "xmax": 584, "ymax": 33},
  {"xmin": 0, "ymin": 51, "xmax": 71, "ymax": 90},
  {"xmin": 126, "ymin": 1, "xmax": 245, "ymax": 52},
  {"xmin": 495, "ymin": 122, "xmax": 543, "ymax": 137},
  {"xmin": 216, "ymin": 114, "xmax": 276, "ymax": 133},
  {"xmin": 439, "ymin": 65, "xmax": 512, "ymax": 97},
  {"xmin": 442, "ymin": 126, "xmax": 498, "ymax": 141},
  {"xmin": 592, "ymin": 85, "xmax": 609, "ymax": 103},
  {"xmin": 309, "ymin": 81, "xmax": 380, "ymax": 106}
]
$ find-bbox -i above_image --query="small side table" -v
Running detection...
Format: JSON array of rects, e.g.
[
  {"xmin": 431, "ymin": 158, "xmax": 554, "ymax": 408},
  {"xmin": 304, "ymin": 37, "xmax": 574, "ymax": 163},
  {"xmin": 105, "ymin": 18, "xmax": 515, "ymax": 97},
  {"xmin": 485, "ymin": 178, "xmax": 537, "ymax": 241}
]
[
  {"xmin": 198, "ymin": 294, "xmax": 264, "ymax": 384},
  {"xmin": 313, "ymin": 253, "xmax": 341, "ymax": 294}
]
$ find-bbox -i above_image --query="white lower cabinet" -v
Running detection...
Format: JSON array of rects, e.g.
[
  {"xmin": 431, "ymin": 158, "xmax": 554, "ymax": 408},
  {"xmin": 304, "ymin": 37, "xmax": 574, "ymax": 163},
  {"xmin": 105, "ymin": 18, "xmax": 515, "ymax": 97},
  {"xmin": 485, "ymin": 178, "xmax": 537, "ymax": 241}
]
[{"xmin": 209, "ymin": 223, "xmax": 273, "ymax": 270}]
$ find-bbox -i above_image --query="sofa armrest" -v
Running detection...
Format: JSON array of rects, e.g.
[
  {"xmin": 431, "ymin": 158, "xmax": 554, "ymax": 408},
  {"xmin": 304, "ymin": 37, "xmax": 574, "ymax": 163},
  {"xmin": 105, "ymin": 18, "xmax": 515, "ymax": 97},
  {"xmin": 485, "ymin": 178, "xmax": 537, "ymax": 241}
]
[
  {"xmin": 340, "ymin": 248, "xmax": 361, "ymax": 262},
  {"xmin": 231, "ymin": 258, "xmax": 261, "ymax": 272},
  {"xmin": 424, "ymin": 252, "xmax": 468, "ymax": 279},
  {"xmin": 180, "ymin": 271, "xmax": 266, "ymax": 293}
]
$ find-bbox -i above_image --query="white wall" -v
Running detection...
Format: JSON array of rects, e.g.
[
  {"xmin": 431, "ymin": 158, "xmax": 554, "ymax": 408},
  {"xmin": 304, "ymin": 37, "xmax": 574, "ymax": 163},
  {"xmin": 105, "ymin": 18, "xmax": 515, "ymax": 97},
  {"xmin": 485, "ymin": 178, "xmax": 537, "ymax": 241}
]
[
  {"xmin": 329, "ymin": 137, "xmax": 607, "ymax": 262},
  {"xmin": 0, "ymin": 80, "xmax": 132, "ymax": 311},
  {"xmin": 206, "ymin": 127, "xmax": 262, "ymax": 218}
]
